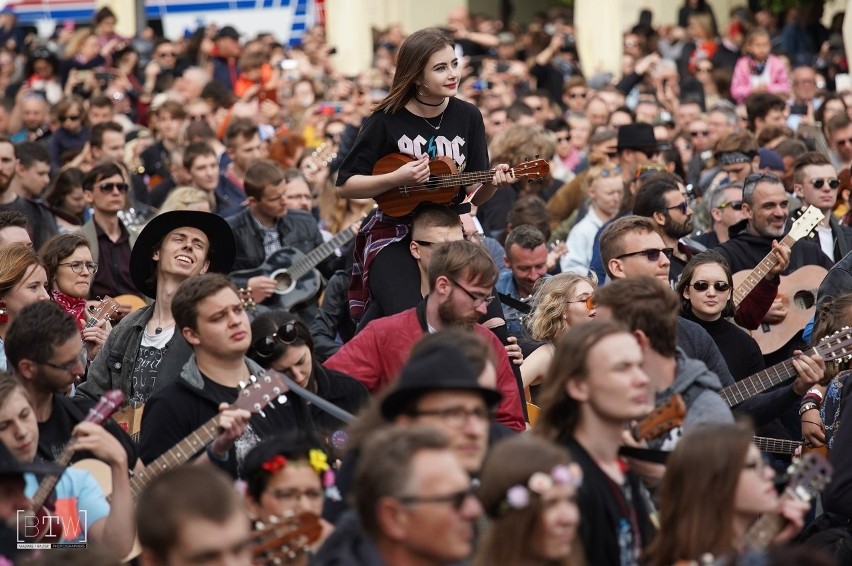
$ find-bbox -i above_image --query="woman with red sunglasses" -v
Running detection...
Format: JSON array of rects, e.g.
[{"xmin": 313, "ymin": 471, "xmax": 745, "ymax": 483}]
[{"xmin": 675, "ymin": 250, "xmax": 763, "ymax": 381}]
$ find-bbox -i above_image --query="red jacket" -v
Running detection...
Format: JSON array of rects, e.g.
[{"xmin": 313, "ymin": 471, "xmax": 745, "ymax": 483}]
[{"xmin": 323, "ymin": 304, "xmax": 525, "ymax": 431}]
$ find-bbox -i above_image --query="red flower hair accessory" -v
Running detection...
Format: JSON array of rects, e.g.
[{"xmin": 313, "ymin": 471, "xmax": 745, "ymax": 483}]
[{"xmin": 261, "ymin": 455, "xmax": 287, "ymax": 473}]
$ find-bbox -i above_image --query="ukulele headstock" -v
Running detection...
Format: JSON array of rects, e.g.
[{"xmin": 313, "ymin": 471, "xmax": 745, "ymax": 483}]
[
  {"xmin": 238, "ymin": 287, "xmax": 257, "ymax": 313},
  {"xmin": 784, "ymin": 452, "xmax": 833, "ymax": 503},
  {"xmin": 251, "ymin": 512, "xmax": 323, "ymax": 565},
  {"xmin": 85, "ymin": 390, "xmax": 125, "ymax": 425},
  {"xmin": 512, "ymin": 158, "xmax": 550, "ymax": 182}
]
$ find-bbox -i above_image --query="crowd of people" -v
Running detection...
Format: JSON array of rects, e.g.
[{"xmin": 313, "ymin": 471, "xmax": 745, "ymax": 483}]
[{"xmin": 0, "ymin": 0, "xmax": 849, "ymax": 564}]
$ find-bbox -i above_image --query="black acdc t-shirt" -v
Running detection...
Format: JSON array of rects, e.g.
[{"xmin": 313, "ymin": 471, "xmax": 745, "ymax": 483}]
[{"xmin": 336, "ymin": 97, "xmax": 490, "ymax": 201}]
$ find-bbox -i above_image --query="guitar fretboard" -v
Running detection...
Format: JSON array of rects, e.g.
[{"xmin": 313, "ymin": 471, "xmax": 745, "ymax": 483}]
[
  {"xmin": 31, "ymin": 444, "xmax": 77, "ymax": 511},
  {"xmin": 753, "ymin": 435, "xmax": 802, "ymax": 455},
  {"xmin": 128, "ymin": 415, "xmax": 222, "ymax": 500},
  {"xmin": 287, "ymin": 227, "xmax": 356, "ymax": 281},
  {"xmin": 718, "ymin": 345, "xmax": 818, "ymax": 406},
  {"xmin": 733, "ymin": 233, "xmax": 795, "ymax": 308}
]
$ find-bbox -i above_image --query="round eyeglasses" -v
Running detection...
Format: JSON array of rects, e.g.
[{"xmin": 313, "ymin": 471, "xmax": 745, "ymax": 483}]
[{"xmin": 251, "ymin": 322, "xmax": 299, "ymax": 359}]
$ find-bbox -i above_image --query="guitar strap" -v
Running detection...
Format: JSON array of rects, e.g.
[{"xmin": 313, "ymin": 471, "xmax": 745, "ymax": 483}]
[
  {"xmin": 279, "ymin": 372, "xmax": 355, "ymax": 424},
  {"xmin": 497, "ymin": 292, "xmax": 532, "ymax": 315}
]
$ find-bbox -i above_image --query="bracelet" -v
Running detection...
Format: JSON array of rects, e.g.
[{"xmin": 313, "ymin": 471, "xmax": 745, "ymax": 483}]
[
  {"xmin": 806, "ymin": 388, "xmax": 824, "ymax": 402},
  {"xmin": 206, "ymin": 444, "xmax": 230, "ymax": 463},
  {"xmin": 799, "ymin": 402, "xmax": 818, "ymax": 416},
  {"xmin": 802, "ymin": 420, "xmax": 824, "ymax": 428},
  {"xmin": 802, "ymin": 392, "xmax": 823, "ymax": 407}
]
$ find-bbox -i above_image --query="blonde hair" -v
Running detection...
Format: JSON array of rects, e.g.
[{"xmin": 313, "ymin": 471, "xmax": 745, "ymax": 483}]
[
  {"xmin": 489, "ymin": 124, "xmax": 556, "ymax": 166},
  {"xmin": 527, "ymin": 273, "xmax": 596, "ymax": 342},
  {"xmin": 159, "ymin": 186, "xmax": 214, "ymax": 213}
]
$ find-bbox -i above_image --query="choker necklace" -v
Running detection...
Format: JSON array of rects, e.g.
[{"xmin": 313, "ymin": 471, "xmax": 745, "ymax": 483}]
[{"xmin": 415, "ymin": 96, "xmax": 445, "ymax": 107}]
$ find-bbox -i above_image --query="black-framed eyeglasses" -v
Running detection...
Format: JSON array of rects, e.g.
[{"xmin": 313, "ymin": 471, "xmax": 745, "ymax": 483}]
[
  {"xmin": 251, "ymin": 322, "xmax": 299, "ymax": 359},
  {"xmin": 97, "ymin": 182, "xmax": 129, "ymax": 193},
  {"xmin": 396, "ymin": 485, "xmax": 477, "ymax": 512},
  {"xmin": 665, "ymin": 202, "xmax": 689, "ymax": 215},
  {"xmin": 616, "ymin": 248, "xmax": 674, "ymax": 262},
  {"xmin": 567, "ymin": 295, "xmax": 595, "ymax": 311},
  {"xmin": 811, "ymin": 178, "xmax": 840, "ymax": 190},
  {"xmin": 690, "ymin": 280, "xmax": 731, "ymax": 293},
  {"xmin": 58, "ymin": 261, "xmax": 98, "ymax": 275},
  {"xmin": 447, "ymin": 277, "xmax": 494, "ymax": 307},
  {"xmin": 717, "ymin": 201, "xmax": 743, "ymax": 211},
  {"xmin": 39, "ymin": 347, "xmax": 87, "ymax": 376}
]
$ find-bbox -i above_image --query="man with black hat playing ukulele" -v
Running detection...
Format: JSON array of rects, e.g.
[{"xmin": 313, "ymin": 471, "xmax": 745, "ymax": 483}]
[{"xmin": 77, "ymin": 211, "xmax": 237, "ymax": 414}]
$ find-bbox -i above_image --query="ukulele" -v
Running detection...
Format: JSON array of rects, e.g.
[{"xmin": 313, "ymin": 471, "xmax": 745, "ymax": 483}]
[
  {"xmin": 251, "ymin": 512, "xmax": 323, "ymax": 565},
  {"xmin": 231, "ymin": 215, "xmax": 366, "ymax": 311},
  {"xmin": 745, "ymin": 452, "xmax": 832, "ymax": 551},
  {"xmin": 718, "ymin": 326, "xmax": 852, "ymax": 407},
  {"xmin": 27, "ymin": 390, "xmax": 124, "ymax": 543},
  {"xmin": 731, "ymin": 205, "xmax": 825, "ymax": 354},
  {"xmin": 85, "ymin": 296, "xmax": 120, "ymax": 328},
  {"xmin": 372, "ymin": 153, "xmax": 550, "ymax": 217},
  {"xmin": 73, "ymin": 371, "xmax": 288, "ymax": 560}
]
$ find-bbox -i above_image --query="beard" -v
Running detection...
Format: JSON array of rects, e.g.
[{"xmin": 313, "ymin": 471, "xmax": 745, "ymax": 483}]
[
  {"xmin": 664, "ymin": 216, "xmax": 694, "ymax": 240},
  {"xmin": 437, "ymin": 296, "xmax": 479, "ymax": 330}
]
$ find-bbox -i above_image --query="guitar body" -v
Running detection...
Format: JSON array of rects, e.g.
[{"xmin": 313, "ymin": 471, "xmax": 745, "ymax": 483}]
[
  {"xmin": 373, "ymin": 153, "xmax": 461, "ymax": 217},
  {"xmin": 232, "ymin": 247, "xmax": 323, "ymax": 311},
  {"xmin": 733, "ymin": 265, "xmax": 828, "ymax": 354},
  {"xmin": 73, "ymin": 459, "xmax": 141, "ymax": 560}
]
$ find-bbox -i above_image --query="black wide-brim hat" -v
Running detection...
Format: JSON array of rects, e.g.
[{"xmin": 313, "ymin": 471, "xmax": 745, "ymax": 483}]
[
  {"xmin": 130, "ymin": 211, "xmax": 237, "ymax": 299},
  {"xmin": 380, "ymin": 342, "xmax": 503, "ymax": 421},
  {"xmin": 615, "ymin": 123, "xmax": 672, "ymax": 152}
]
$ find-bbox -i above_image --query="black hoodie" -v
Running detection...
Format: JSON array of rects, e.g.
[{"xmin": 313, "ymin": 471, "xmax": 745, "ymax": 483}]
[{"xmin": 714, "ymin": 219, "xmax": 833, "ymax": 275}]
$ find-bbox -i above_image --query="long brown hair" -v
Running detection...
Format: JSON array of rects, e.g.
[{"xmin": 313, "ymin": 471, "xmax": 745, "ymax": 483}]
[
  {"xmin": 811, "ymin": 291, "xmax": 852, "ymax": 384},
  {"xmin": 373, "ymin": 28, "xmax": 454, "ymax": 114},
  {"xmin": 475, "ymin": 435, "xmax": 583, "ymax": 566},
  {"xmin": 534, "ymin": 320, "xmax": 631, "ymax": 441},
  {"xmin": 645, "ymin": 422, "xmax": 753, "ymax": 566},
  {"xmin": 0, "ymin": 244, "xmax": 44, "ymax": 297}
]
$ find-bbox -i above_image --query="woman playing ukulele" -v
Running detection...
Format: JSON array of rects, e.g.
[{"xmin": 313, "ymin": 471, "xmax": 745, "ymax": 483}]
[{"xmin": 335, "ymin": 27, "xmax": 514, "ymax": 324}]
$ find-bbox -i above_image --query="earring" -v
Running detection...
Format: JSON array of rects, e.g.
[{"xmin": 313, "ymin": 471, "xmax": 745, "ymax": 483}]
[{"xmin": 0, "ymin": 301, "xmax": 8, "ymax": 325}]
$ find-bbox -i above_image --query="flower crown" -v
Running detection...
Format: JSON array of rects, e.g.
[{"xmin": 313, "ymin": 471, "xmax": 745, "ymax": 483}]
[
  {"xmin": 259, "ymin": 449, "xmax": 340, "ymax": 501},
  {"xmin": 500, "ymin": 463, "xmax": 583, "ymax": 514}
]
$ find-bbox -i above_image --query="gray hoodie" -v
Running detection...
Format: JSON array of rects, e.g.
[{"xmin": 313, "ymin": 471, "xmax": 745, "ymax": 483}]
[{"xmin": 649, "ymin": 348, "xmax": 734, "ymax": 450}]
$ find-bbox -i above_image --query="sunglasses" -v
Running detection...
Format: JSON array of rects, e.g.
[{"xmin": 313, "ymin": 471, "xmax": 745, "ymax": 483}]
[
  {"xmin": 744, "ymin": 172, "xmax": 780, "ymax": 188},
  {"xmin": 567, "ymin": 295, "xmax": 595, "ymax": 310},
  {"xmin": 690, "ymin": 130, "xmax": 710, "ymax": 137},
  {"xmin": 811, "ymin": 178, "xmax": 840, "ymax": 190},
  {"xmin": 616, "ymin": 247, "xmax": 674, "ymax": 262},
  {"xmin": 97, "ymin": 182, "xmax": 129, "ymax": 193},
  {"xmin": 634, "ymin": 163, "xmax": 666, "ymax": 178},
  {"xmin": 690, "ymin": 280, "xmax": 731, "ymax": 293},
  {"xmin": 60, "ymin": 114, "xmax": 82, "ymax": 123},
  {"xmin": 665, "ymin": 202, "xmax": 689, "ymax": 215},
  {"xmin": 717, "ymin": 201, "xmax": 744, "ymax": 211},
  {"xmin": 252, "ymin": 322, "xmax": 299, "ymax": 358},
  {"xmin": 555, "ymin": 135, "xmax": 571, "ymax": 143},
  {"xmin": 569, "ymin": 91, "xmax": 587, "ymax": 99},
  {"xmin": 599, "ymin": 166, "xmax": 622, "ymax": 177}
]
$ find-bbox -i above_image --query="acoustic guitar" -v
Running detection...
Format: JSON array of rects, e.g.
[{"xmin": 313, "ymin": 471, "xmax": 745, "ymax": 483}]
[
  {"xmin": 730, "ymin": 205, "xmax": 825, "ymax": 354},
  {"xmin": 372, "ymin": 153, "xmax": 550, "ymax": 217},
  {"xmin": 27, "ymin": 390, "xmax": 124, "ymax": 543},
  {"xmin": 74, "ymin": 371, "xmax": 288, "ymax": 560},
  {"xmin": 231, "ymin": 218, "xmax": 363, "ymax": 311}
]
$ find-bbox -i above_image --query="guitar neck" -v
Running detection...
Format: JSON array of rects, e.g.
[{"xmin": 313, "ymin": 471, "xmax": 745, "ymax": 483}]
[
  {"xmin": 718, "ymin": 347, "xmax": 812, "ymax": 406},
  {"xmin": 287, "ymin": 228, "xmax": 355, "ymax": 281},
  {"xmin": 129, "ymin": 415, "xmax": 221, "ymax": 500},
  {"xmin": 752, "ymin": 436, "xmax": 801, "ymax": 455},
  {"xmin": 733, "ymin": 234, "xmax": 795, "ymax": 308},
  {"xmin": 31, "ymin": 444, "xmax": 77, "ymax": 511}
]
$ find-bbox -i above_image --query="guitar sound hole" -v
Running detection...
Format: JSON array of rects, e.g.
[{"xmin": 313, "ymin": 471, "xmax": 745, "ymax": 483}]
[
  {"xmin": 274, "ymin": 272, "xmax": 293, "ymax": 293},
  {"xmin": 794, "ymin": 291, "xmax": 816, "ymax": 310}
]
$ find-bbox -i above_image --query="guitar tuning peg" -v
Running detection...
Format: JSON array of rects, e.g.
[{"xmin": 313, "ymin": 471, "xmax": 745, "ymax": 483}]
[
  {"xmin": 250, "ymin": 375, "xmax": 257, "ymax": 383},
  {"xmin": 259, "ymin": 409, "xmax": 266, "ymax": 418},
  {"xmin": 238, "ymin": 380, "xmax": 246, "ymax": 389}
]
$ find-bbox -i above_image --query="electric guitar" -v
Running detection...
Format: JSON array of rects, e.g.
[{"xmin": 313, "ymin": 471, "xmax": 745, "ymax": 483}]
[
  {"xmin": 231, "ymin": 218, "xmax": 363, "ymax": 311},
  {"xmin": 719, "ymin": 327, "xmax": 852, "ymax": 407},
  {"xmin": 28, "ymin": 390, "xmax": 124, "ymax": 543},
  {"xmin": 745, "ymin": 453, "xmax": 832, "ymax": 551},
  {"xmin": 73, "ymin": 370, "xmax": 288, "ymax": 560},
  {"xmin": 731, "ymin": 205, "xmax": 825, "ymax": 354},
  {"xmin": 372, "ymin": 153, "xmax": 550, "ymax": 217}
]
